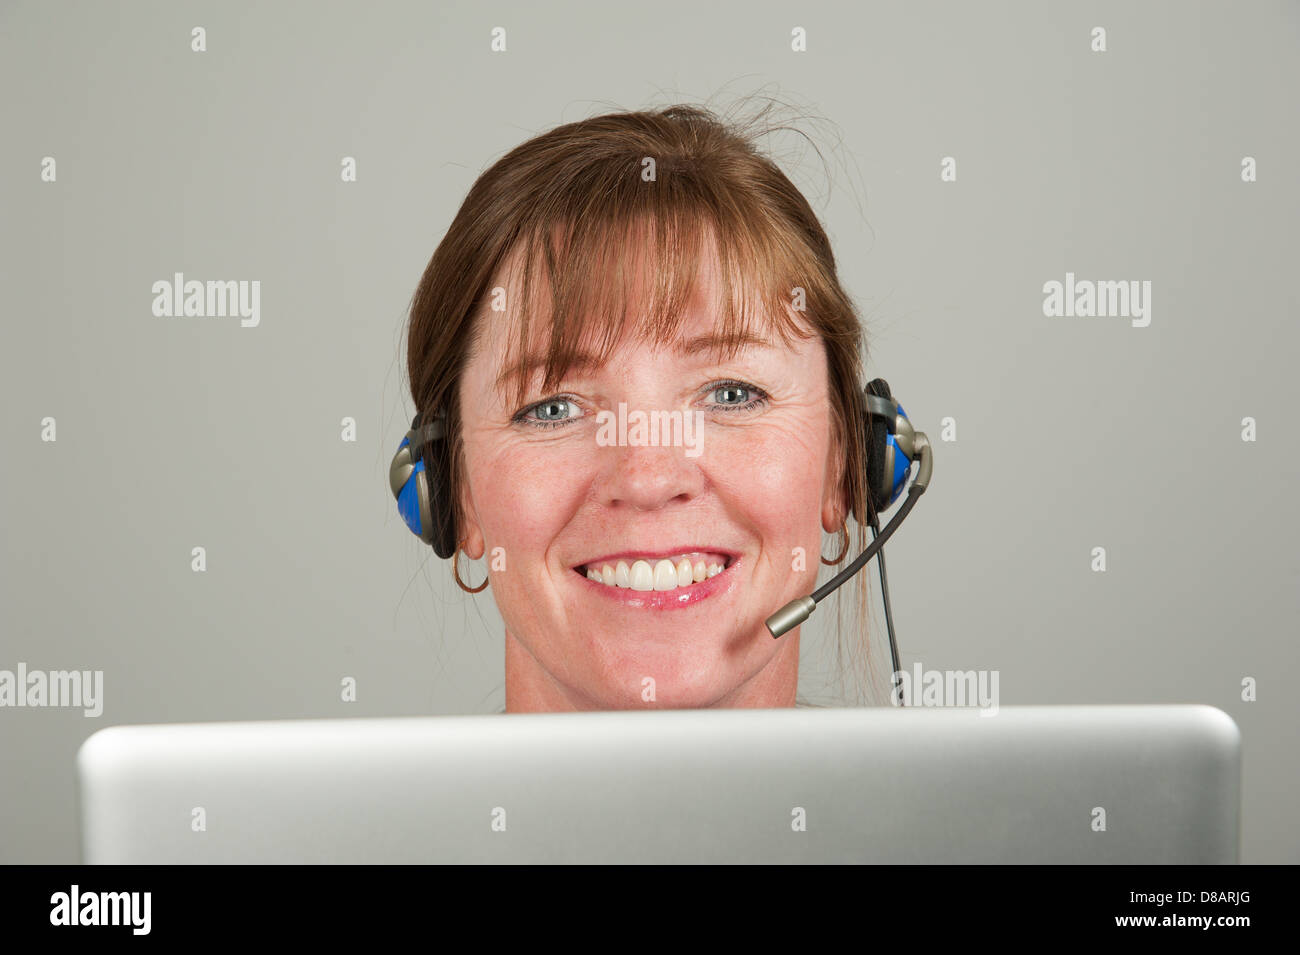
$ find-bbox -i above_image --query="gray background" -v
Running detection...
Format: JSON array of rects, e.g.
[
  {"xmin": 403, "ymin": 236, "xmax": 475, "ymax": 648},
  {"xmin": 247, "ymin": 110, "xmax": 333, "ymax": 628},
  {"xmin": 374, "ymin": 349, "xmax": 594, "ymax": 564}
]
[{"xmin": 1, "ymin": 0, "xmax": 1296, "ymax": 864}]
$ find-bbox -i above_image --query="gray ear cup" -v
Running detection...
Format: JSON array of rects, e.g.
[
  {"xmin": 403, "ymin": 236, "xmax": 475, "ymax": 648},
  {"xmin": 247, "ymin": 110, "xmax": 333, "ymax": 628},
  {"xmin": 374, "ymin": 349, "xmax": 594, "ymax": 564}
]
[
  {"xmin": 420, "ymin": 413, "xmax": 458, "ymax": 559},
  {"xmin": 862, "ymin": 379, "xmax": 896, "ymax": 523}
]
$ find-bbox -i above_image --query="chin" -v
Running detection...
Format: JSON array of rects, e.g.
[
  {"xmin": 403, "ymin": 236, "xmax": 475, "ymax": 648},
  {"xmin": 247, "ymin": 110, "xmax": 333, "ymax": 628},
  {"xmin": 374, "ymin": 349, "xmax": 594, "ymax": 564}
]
[{"xmin": 580, "ymin": 653, "xmax": 739, "ymax": 710}]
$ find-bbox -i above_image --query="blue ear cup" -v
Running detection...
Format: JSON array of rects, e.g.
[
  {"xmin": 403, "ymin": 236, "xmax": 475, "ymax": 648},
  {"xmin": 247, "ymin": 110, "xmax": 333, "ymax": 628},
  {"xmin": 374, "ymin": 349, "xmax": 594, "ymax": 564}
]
[
  {"xmin": 392, "ymin": 378, "xmax": 919, "ymax": 557},
  {"xmin": 389, "ymin": 410, "xmax": 457, "ymax": 558}
]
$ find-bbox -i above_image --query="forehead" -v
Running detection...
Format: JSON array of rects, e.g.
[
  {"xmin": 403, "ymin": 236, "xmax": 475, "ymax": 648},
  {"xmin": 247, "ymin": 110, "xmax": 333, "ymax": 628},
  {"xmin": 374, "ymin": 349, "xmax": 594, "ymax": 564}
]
[{"xmin": 465, "ymin": 231, "xmax": 812, "ymax": 399}]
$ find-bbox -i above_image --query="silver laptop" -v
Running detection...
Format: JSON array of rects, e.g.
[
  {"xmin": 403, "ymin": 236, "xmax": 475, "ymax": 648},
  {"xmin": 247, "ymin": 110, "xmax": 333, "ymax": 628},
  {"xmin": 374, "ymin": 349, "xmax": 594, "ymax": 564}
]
[{"xmin": 76, "ymin": 704, "xmax": 1241, "ymax": 864}]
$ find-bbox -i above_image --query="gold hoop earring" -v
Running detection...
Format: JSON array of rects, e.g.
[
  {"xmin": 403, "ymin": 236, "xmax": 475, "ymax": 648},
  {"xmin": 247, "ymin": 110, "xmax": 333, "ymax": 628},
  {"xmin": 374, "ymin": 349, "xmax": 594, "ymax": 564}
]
[
  {"xmin": 821, "ymin": 522, "xmax": 850, "ymax": 566},
  {"xmin": 452, "ymin": 548, "xmax": 489, "ymax": 594}
]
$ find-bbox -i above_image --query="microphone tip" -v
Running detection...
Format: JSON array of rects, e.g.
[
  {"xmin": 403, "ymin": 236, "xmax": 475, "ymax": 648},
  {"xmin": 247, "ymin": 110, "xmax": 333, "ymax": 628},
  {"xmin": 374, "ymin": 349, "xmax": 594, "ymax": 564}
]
[{"xmin": 766, "ymin": 596, "xmax": 817, "ymax": 639}]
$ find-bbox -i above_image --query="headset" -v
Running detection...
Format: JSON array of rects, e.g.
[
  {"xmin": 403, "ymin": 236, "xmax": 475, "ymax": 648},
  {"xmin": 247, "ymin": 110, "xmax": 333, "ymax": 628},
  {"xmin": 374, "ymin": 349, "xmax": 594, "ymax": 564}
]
[{"xmin": 390, "ymin": 377, "xmax": 933, "ymax": 693}]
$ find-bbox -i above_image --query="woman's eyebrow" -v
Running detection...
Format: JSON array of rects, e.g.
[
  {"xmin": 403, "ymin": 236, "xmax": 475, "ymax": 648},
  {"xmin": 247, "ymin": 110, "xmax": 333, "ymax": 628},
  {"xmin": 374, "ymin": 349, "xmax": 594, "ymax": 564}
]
[
  {"xmin": 678, "ymin": 331, "xmax": 775, "ymax": 357},
  {"xmin": 495, "ymin": 332, "xmax": 775, "ymax": 391}
]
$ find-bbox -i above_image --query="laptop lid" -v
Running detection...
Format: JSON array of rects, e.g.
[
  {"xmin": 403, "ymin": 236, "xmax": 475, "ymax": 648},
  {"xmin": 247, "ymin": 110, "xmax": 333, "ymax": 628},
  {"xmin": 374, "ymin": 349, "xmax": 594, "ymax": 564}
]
[{"xmin": 76, "ymin": 703, "xmax": 1240, "ymax": 863}]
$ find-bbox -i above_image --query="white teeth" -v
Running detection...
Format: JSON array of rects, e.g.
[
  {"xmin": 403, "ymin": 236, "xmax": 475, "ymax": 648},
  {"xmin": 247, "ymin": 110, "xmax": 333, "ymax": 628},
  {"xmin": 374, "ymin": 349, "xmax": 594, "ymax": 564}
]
[
  {"xmin": 676, "ymin": 558, "xmax": 693, "ymax": 587},
  {"xmin": 584, "ymin": 555, "xmax": 729, "ymax": 592},
  {"xmin": 630, "ymin": 560, "xmax": 654, "ymax": 591}
]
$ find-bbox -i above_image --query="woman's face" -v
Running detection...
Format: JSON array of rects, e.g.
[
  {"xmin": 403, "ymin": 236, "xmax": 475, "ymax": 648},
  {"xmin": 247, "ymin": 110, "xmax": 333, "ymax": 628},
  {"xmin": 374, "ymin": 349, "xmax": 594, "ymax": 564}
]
[{"xmin": 456, "ymin": 247, "xmax": 846, "ymax": 710}]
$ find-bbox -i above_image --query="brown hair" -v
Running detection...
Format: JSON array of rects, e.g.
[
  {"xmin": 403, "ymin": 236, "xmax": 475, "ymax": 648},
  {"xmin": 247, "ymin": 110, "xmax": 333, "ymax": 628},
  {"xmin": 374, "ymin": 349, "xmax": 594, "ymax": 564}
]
[{"xmin": 404, "ymin": 99, "xmax": 887, "ymax": 705}]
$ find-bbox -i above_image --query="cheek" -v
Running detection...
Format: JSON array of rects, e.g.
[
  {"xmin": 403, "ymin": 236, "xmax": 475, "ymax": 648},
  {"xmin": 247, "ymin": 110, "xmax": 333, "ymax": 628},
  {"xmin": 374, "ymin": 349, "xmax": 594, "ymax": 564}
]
[
  {"xmin": 709, "ymin": 427, "xmax": 827, "ymax": 531},
  {"xmin": 468, "ymin": 440, "xmax": 581, "ymax": 553}
]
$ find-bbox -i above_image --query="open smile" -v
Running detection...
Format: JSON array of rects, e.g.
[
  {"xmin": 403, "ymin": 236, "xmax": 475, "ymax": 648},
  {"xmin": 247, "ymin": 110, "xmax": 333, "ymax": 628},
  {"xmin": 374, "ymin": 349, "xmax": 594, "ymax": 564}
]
[{"xmin": 572, "ymin": 555, "xmax": 739, "ymax": 610}]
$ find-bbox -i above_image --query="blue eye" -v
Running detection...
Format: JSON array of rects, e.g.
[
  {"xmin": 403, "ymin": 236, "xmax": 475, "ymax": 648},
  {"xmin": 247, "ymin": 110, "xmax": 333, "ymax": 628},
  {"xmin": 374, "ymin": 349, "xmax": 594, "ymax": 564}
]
[
  {"xmin": 708, "ymin": 380, "xmax": 770, "ymax": 413},
  {"xmin": 514, "ymin": 397, "xmax": 579, "ymax": 430}
]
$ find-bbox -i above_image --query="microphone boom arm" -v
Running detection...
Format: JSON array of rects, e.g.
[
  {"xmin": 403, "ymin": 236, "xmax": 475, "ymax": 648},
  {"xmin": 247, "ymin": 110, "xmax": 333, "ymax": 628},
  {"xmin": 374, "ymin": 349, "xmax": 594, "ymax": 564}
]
[{"xmin": 765, "ymin": 432, "xmax": 932, "ymax": 639}]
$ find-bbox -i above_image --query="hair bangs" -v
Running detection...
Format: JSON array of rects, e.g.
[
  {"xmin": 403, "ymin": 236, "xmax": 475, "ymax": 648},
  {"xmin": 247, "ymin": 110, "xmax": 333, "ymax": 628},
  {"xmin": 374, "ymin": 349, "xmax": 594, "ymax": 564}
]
[{"xmin": 493, "ymin": 190, "xmax": 819, "ymax": 412}]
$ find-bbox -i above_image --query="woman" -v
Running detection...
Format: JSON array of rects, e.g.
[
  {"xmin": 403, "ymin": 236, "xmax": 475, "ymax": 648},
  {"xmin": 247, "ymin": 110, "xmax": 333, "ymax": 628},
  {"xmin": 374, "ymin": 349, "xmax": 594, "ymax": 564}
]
[{"xmin": 396, "ymin": 103, "xmax": 887, "ymax": 712}]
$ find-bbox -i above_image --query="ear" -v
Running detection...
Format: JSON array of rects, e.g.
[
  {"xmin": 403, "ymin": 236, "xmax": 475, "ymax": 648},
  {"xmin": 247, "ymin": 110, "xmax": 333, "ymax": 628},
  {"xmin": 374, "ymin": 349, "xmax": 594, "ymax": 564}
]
[
  {"xmin": 459, "ymin": 509, "xmax": 486, "ymax": 561},
  {"xmin": 820, "ymin": 420, "xmax": 849, "ymax": 534},
  {"xmin": 455, "ymin": 442, "xmax": 487, "ymax": 561}
]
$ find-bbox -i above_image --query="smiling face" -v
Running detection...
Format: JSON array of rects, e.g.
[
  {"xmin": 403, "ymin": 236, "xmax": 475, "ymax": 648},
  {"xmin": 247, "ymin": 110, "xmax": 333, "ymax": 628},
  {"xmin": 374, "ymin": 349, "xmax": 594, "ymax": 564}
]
[{"xmin": 454, "ymin": 238, "xmax": 848, "ymax": 711}]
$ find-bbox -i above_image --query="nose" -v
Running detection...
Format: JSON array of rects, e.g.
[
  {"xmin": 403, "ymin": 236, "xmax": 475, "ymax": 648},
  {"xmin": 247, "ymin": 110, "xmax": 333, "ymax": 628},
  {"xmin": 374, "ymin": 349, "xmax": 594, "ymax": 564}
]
[{"xmin": 598, "ymin": 436, "xmax": 706, "ymax": 513}]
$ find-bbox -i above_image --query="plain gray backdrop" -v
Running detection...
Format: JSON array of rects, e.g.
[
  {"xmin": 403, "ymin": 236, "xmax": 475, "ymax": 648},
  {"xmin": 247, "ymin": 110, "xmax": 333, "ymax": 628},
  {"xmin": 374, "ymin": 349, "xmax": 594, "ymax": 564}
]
[{"xmin": 1, "ymin": 0, "xmax": 1296, "ymax": 863}]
